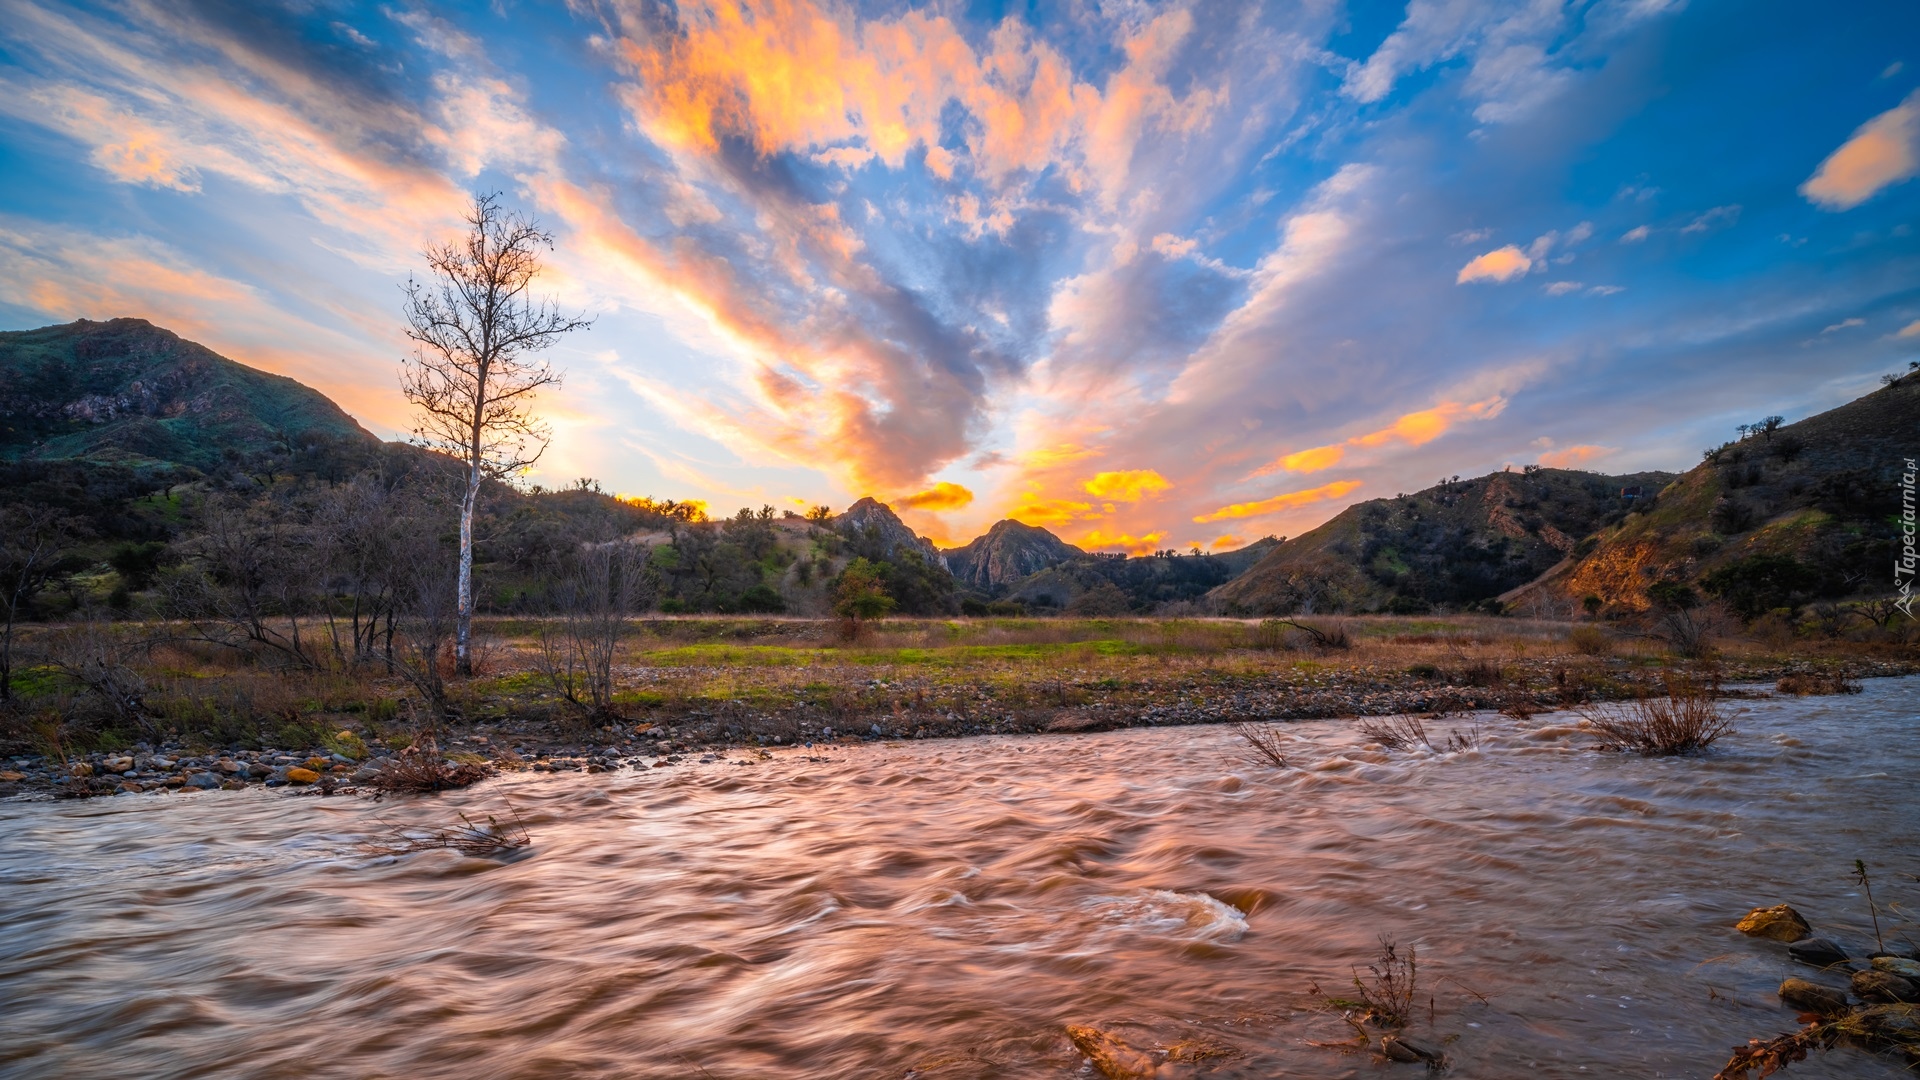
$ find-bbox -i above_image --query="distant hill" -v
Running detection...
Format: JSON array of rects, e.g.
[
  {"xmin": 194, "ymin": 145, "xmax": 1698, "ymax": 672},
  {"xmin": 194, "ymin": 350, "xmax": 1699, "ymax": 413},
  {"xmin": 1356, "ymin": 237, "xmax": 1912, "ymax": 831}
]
[
  {"xmin": 1509, "ymin": 376, "xmax": 1920, "ymax": 616},
  {"xmin": 942, "ymin": 519, "xmax": 1085, "ymax": 589},
  {"xmin": 1211, "ymin": 467, "xmax": 1677, "ymax": 615},
  {"xmin": 0, "ymin": 318, "xmax": 375, "ymax": 472},
  {"xmin": 835, "ymin": 497, "xmax": 949, "ymax": 569}
]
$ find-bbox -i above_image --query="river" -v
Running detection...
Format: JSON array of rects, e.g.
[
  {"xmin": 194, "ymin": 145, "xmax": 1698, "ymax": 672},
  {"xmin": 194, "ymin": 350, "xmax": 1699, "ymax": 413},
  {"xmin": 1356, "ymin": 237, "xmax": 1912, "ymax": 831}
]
[{"xmin": 2, "ymin": 677, "xmax": 1915, "ymax": 1078}]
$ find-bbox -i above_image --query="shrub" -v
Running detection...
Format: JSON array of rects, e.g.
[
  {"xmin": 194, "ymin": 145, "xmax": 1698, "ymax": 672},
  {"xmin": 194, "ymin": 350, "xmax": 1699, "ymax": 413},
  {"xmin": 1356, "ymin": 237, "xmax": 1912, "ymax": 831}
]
[
  {"xmin": 1228, "ymin": 721, "xmax": 1289, "ymax": 768},
  {"xmin": 1567, "ymin": 625, "xmax": 1612, "ymax": 656},
  {"xmin": 1580, "ymin": 678, "xmax": 1736, "ymax": 755},
  {"xmin": 1702, "ymin": 554, "xmax": 1821, "ymax": 620}
]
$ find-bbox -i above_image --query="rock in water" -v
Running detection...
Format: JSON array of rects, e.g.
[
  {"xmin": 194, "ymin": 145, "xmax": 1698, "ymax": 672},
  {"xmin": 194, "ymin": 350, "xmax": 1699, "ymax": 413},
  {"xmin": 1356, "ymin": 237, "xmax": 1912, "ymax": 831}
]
[
  {"xmin": 285, "ymin": 767, "xmax": 321, "ymax": 785},
  {"xmin": 1853, "ymin": 969, "xmax": 1920, "ymax": 1004},
  {"xmin": 1778, "ymin": 978, "xmax": 1850, "ymax": 1016},
  {"xmin": 1065, "ymin": 1025, "xmax": 1160, "ymax": 1080},
  {"xmin": 1853, "ymin": 1003, "xmax": 1920, "ymax": 1041},
  {"xmin": 1786, "ymin": 938, "xmax": 1849, "ymax": 967},
  {"xmin": 1381, "ymin": 1034, "xmax": 1444, "ymax": 1064},
  {"xmin": 1872, "ymin": 956, "xmax": 1920, "ymax": 981},
  {"xmin": 1735, "ymin": 904, "xmax": 1812, "ymax": 942}
]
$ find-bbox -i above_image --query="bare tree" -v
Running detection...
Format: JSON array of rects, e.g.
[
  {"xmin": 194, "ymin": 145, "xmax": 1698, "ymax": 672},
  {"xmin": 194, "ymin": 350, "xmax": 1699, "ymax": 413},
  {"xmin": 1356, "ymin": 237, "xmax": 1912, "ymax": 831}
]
[
  {"xmin": 0, "ymin": 506, "xmax": 82, "ymax": 702},
  {"xmin": 534, "ymin": 539, "xmax": 653, "ymax": 719},
  {"xmin": 401, "ymin": 192, "xmax": 590, "ymax": 675}
]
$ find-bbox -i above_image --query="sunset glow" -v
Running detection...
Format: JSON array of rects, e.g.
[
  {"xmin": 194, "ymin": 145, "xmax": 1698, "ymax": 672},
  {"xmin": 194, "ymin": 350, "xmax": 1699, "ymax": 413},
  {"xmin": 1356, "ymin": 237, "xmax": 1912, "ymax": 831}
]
[{"xmin": 2, "ymin": 0, "xmax": 1915, "ymax": 545}]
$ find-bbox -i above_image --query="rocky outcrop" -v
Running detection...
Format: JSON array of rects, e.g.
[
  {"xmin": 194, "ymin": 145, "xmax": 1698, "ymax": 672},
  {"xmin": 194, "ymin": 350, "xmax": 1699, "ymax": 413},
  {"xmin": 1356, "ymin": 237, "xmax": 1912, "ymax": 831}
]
[
  {"xmin": 942, "ymin": 519, "xmax": 1085, "ymax": 590},
  {"xmin": 834, "ymin": 498, "xmax": 948, "ymax": 569}
]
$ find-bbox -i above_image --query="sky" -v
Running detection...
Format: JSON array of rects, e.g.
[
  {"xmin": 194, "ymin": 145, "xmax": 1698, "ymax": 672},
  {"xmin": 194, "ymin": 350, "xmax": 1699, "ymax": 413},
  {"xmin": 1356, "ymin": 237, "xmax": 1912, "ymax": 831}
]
[{"xmin": 1, "ymin": 0, "xmax": 1917, "ymax": 553}]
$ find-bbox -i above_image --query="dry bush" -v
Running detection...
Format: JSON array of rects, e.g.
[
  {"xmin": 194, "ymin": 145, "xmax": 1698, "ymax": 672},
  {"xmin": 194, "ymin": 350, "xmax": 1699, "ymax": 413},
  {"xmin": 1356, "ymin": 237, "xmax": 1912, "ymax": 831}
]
[
  {"xmin": 1580, "ymin": 678, "xmax": 1737, "ymax": 755},
  {"xmin": 363, "ymin": 804, "xmax": 530, "ymax": 858},
  {"xmin": 1566, "ymin": 625, "xmax": 1612, "ymax": 656},
  {"xmin": 1498, "ymin": 689, "xmax": 1541, "ymax": 721},
  {"xmin": 359, "ymin": 729, "xmax": 491, "ymax": 798},
  {"xmin": 1267, "ymin": 618, "xmax": 1350, "ymax": 650},
  {"xmin": 1331, "ymin": 935, "xmax": 1419, "ymax": 1029},
  {"xmin": 1358, "ymin": 714, "xmax": 1481, "ymax": 753},
  {"xmin": 1229, "ymin": 721, "xmax": 1290, "ymax": 767},
  {"xmin": 1774, "ymin": 673, "xmax": 1863, "ymax": 696}
]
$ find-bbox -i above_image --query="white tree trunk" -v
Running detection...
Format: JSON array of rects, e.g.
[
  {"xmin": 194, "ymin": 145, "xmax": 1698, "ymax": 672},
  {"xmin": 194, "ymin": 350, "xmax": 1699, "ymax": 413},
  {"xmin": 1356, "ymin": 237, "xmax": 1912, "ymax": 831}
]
[{"xmin": 456, "ymin": 463, "xmax": 481, "ymax": 675}]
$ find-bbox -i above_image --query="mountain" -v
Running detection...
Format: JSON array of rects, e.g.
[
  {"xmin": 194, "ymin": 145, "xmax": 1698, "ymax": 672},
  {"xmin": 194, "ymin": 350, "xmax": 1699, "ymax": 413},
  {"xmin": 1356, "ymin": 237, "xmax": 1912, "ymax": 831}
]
[
  {"xmin": 942, "ymin": 519, "xmax": 1086, "ymax": 589},
  {"xmin": 834, "ymin": 497, "xmax": 949, "ymax": 569},
  {"xmin": 1508, "ymin": 375, "xmax": 1920, "ymax": 616},
  {"xmin": 0, "ymin": 318, "xmax": 376, "ymax": 471},
  {"xmin": 1211, "ymin": 466, "xmax": 1678, "ymax": 615}
]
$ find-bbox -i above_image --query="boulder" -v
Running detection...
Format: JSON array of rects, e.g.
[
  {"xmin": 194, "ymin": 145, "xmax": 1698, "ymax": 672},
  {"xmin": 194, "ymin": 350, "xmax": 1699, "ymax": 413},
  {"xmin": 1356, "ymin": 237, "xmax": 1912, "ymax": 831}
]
[
  {"xmin": 1064, "ymin": 1025, "xmax": 1159, "ymax": 1080},
  {"xmin": 1778, "ymin": 978, "xmax": 1850, "ymax": 1016},
  {"xmin": 1853, "ymin": 969, "xmax": 1920, "ymax": 1004},
  {"xmin": 1787, "ymin": 938, "xmax": 1849, "ymax": 967},
  {"xmin": 1735, "ymin": 904, "xmax": 1812, "ymax": 942},
  {"xmin": 1872, "ymin": 956, "xmax": 1920, "ymax": 981},
  {"xmin": 185, "ymin": 773, "xmax": 220, "ymax": 790},
  {"xmin": 1381, "ymin": 1034, "xmax": 1444, "ymax": 1064},
  {"xmin": 285, "ymin": 767, "xmax": 321, "ymax": 785}
]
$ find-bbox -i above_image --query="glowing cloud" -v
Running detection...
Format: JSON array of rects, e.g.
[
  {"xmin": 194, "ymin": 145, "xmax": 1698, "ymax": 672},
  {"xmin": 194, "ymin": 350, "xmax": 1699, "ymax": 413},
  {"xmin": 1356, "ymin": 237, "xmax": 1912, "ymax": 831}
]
[
  {"xmin": 1008, "ymin": 495, "xmax": 1098, "ymax": 526},
  {"xmin": 1083, "ymin": 469, "xmax": 1171, "ymax": 501},
  {"xmin": 1209, "ymin": 534, "xmax": 1242, "ymax": 550},
  {"xmin": 1078, "ymin": 529, "xmax": 1166, "ymax": 555},
  {"xmin": 1899, "ymin": 319, "xmax": 1920, "ymax": 339},
  {"xmin": 1538, "ymin": 444, "xmax": 1612, "ymax": 468},
  {"xmin": 1801, "ymin": 89, "xmax": 1920, "ymax": 210},
  {"xmin": 896, "ymin": 481, "xmax": 974, "ymax": 511},
  {"xmin": 1193, "ymin": 479, "xmax": 1361, "ymax": 523},
  {"xmin": 1352, "ymin": 396, "xmax": 1507, "ymax": 448},
  {"xmin": 1275, "ymin": 444, "xmax": 1346, "ymax": 473},
  {"xmin": 1456, "ymin": 244, "xmax": 1532, "ymax": 283}
]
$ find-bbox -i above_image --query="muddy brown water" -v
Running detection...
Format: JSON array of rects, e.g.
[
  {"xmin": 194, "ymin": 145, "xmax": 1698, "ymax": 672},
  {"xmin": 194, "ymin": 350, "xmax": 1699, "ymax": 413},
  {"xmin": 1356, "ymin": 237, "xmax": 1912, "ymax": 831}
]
[{"xmin": 2, "ymin": 678, "xmax": 1916, "ymax": 1079}]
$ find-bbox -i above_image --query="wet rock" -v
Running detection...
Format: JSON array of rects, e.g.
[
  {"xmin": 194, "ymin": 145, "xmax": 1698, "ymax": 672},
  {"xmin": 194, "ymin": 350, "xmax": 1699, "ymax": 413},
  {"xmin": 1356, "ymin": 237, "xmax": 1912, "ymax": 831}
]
[
  {"xmin": 185, "ymin": 773, "xmax": 220, "ymax": 790},
  {"xmin": 1787, "ymin": 938, "xmax": 1850, "ymax": 967},
  {"xmin": 285, "ymin": 767, "xmax": 321, "ymax": 785},
  {"xmin": 1778, "ymin": 978, "xmax": 1850, "ymax": 1016},
  {"xmin": 1736, "ymin": 904, "xmax": 1812, "ymax": 942},
  {"xmin": 1854, "ymin": 1003, "xmax": 1920, "ymax": 1041},
  {"xmin": 1873, "ymin": 956, "xmax": 1920, "ymax": 981},
  {"xmin": 217, "ymin": 759, "xmax": 243, "ymax": 774},
  {"xmin": 1064, "ymin": 1025, "xmax": 1159, "ymax": 1080},
  {"xmin": 0, "ymin": 771, "xmax": 23, "ymax": 783},
  {"xmin": 1381, "ymin": 1034, "xmax": 1443, "ymax": 1064},
  {"xmin": 1853, "ymin": 969, "xmax": 1920, "ymax": 1004}
]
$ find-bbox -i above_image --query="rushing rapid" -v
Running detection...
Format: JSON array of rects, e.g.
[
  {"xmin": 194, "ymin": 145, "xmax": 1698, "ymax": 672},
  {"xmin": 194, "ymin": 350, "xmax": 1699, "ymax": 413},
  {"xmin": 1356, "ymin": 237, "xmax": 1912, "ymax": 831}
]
[{"xmin": 2, "ymin": 679, "xmax": 1915, "ymax": 1079}]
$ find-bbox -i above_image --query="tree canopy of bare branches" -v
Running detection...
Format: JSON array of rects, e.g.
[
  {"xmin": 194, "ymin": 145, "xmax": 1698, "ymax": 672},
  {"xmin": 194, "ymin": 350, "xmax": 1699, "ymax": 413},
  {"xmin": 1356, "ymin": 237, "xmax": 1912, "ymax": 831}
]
[{"xmin": 402, "ymin": 192, "xmax": 591, "ymax": 676}]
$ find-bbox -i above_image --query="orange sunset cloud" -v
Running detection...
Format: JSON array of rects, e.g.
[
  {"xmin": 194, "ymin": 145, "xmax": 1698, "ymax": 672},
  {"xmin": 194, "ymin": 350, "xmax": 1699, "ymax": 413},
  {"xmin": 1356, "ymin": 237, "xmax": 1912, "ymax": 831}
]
[{"xmin": 1193, "ymin": 479, "xmax": 1361, "ymax": 523}]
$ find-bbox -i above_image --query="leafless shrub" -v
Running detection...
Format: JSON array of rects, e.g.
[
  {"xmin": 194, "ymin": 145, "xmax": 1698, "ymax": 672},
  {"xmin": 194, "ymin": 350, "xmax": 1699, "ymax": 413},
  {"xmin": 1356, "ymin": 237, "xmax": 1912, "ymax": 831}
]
[
  {"xmin": 1229, "ymin": 721, "xmax": 1290, "ymax": 767},
  {"xmin": 1774, "ymin": 673, "xmax": 1862, "ymax": 696},
  {"xmin": 1580, "ymin": 677, "xmax": 1738, "ymax": 755},
  {"xmin": 1359, "ymin": 714, "xmax": 1430, "ymax": 752},
  {"xmin": 363, "ymin": 804, "xmax": 531, "ymax": 858},
  {"xmin": 1359, "ymin": 714, "xmax": 1481, "ymax": 753},
  {"xmin": 40, "ymin": 619, "xmax": 153, "ymax": 731},
  {"xmin": 1330, "ymin": 935, "xmax": 1419, "ymax": 1029},
  {"xmin": 535, "ymin": 540, "xmax": 652, "ymax": 719},
  {"xmin": 358, "ymin": 729, "xmax": 491, "ymax": 798},
  {"xmin": 1498, "ymin": 689, "xmax": 1541, "ymax": 721},
  {"xmin": 1271, "ymin": 618, "xmax": 1351, "ymax": 650}
]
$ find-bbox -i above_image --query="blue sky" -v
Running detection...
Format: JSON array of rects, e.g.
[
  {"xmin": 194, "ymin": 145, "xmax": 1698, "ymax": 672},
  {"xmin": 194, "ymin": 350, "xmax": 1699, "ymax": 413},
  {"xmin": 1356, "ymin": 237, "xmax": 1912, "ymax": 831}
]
[{"xmin": 1, "ymin": 0, "xmax": 1916, "ymax": 550}]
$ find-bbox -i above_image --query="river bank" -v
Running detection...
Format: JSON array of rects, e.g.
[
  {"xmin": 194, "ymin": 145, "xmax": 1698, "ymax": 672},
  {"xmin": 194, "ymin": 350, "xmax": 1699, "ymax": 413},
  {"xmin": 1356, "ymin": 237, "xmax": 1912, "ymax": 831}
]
[{"xmin": 2, "ymin": 650, "xmax": 1910, "ymax": 800}]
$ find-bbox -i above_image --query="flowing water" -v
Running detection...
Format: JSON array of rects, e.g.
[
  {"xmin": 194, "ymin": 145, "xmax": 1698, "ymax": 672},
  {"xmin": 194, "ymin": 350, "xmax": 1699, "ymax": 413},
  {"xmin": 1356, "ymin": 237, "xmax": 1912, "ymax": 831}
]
[{"xmin": 2, "ymin": 678, "xmax": 1916, "ymax": 1079}]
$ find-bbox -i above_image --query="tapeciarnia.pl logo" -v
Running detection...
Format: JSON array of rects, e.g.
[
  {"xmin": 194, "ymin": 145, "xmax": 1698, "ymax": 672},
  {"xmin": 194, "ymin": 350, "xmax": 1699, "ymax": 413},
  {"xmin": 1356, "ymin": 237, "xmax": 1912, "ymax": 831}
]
[{"xmin": 1899, "ymin": 457, "xmax": 1917, "ymax": 618}]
